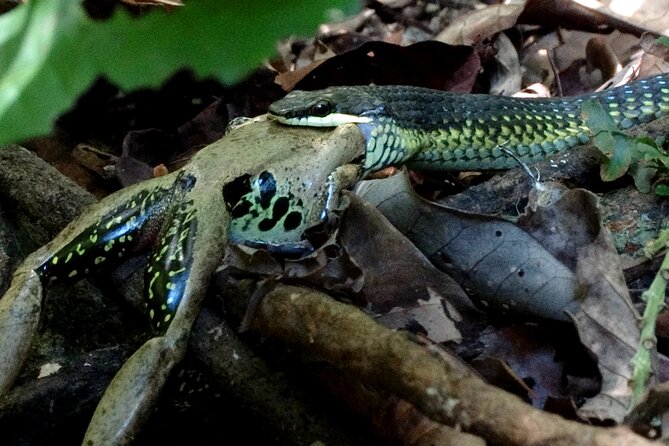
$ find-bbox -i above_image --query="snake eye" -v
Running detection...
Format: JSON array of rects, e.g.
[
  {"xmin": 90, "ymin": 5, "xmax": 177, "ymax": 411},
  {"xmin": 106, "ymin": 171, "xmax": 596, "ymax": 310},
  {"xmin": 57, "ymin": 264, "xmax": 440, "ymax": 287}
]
[{"xmin": 308, "ymin": 100, "xmax": 332, "ymax": 117}]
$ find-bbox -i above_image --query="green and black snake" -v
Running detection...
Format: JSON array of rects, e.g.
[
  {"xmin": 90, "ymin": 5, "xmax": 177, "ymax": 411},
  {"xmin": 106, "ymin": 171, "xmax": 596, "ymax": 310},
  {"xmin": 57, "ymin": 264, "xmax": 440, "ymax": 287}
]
[{"xmin": 268, "ymin": 73, "xmax": 669, "ymax": 172}]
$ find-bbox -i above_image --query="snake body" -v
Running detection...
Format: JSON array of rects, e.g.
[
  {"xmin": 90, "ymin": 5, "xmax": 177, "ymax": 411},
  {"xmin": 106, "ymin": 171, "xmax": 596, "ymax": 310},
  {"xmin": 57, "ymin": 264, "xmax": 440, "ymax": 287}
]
[{"xmin": 268, "ymin": 74, "xmax": 669, "ymax": 172}]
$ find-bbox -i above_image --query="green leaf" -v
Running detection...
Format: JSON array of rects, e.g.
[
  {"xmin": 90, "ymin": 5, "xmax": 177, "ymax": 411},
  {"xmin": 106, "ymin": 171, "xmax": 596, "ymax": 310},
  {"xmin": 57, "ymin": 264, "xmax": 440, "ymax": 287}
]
[
  {"xmin": 0, "ymin": 0, "xmax": 359, "ymax": 145},
  {"xmin": 654, "ymin": 182, "xmax": 669, "ymax": 196},
  {"xmin": 580, "ymin": 82, "xmax": 669, "ymax": 193},
  {"xmin": 629, "ymin": 163, "xmax": 656, "ymax": 194},
  {"xmin": 657, "ymin": 35, "xmax": 669, "ymax": 49},
  {"xmin": 593, "ymin": 129, "xmax": 615, "ymax": 154},
  {"xmin": 581, "ymin": 99, "xmax": 617, "ymax": 133},
  {"xmin": 600, "ymin": 134, "xmax": 633, "ymax": 181},
  {"xmin": 633, "ymin": 140, "xmax": 665, "ymax": 161}
]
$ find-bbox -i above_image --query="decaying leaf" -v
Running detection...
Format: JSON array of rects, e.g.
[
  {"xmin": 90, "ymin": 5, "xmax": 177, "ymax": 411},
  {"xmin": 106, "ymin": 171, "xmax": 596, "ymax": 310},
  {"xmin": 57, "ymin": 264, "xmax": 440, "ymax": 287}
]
[
  {"xmin": 289, "ymin": 41, "xmax": 482, "ymax": 93},
  {"xmin": 339, "ymin": 193, "xmax": 468, "ymax": 343},
  {"xmin": 474, "ymin": 324, "xmax": 573, "ymax": 408},
  {"xmin": 356, "ymin": 172, "xmax": 583, "ymax": 321},
  {"xmin": 360, "ymin": 171, "xmax": 653, "ymax": 423},
  {"xmin": 518, "ymin": 184, "xmax": 650, "ymax": 423},
  {"xmin": 435, "ymin": 2, "xmax": 526, "ymax": 46},
  {"xmin": 519, "ymin": 183, "xmax": 602, "ymax": 270}
]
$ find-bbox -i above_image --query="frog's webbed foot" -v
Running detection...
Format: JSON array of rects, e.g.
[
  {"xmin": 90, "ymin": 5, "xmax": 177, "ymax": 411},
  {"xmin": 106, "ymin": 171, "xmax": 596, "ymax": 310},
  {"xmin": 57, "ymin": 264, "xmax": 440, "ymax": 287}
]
[
  {"xmin": 83, "ymin": 185, "xmax": 228, "ymax": 445},
  {"xmin": 0, "ymin": 175, "xmax": 178, "ymax": 394},
  {"xmin": 323, "ymin": 163, "xmax": 361, "ymax": 225}
]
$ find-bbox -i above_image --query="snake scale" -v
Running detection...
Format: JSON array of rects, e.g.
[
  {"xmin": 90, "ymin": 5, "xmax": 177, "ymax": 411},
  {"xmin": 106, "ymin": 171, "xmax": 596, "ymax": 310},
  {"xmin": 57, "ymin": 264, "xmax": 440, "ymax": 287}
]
[{"xmin": 268, "ymin": 73, "xmax": 669, "ymax": 172}]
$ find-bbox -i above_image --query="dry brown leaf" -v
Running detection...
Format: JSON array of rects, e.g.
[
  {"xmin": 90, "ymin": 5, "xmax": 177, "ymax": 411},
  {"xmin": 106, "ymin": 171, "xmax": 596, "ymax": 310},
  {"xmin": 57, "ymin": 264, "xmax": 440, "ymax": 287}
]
[
  {"xmin": 519, "ymin": 186, "xmax": 650, "ymax": 423},
  {"xmin": 489, "ymin": 33, "xmax": 522, "ymax": 95},
  {"xmin": 435, "ymin": 3, "xmax": 526, "ymax": 46},
  {"xmin": 338, "ymin": 193, "xmax": 467, "ymax": 343},
  {"xmin": 274, "ymin": 42, "xmax": 336, "ymax": 91},
  {"xmin": 357, "ymin": 172, "xmax": 583, "ymax": 322},
  {"xmin": 274, "ymin": 59, "xmax": 328, "ymax": 92},
  {"xmin": 475, "ymin": 324, "xmax": 571, "ymax": 408},
  {"xmin": 584, "ymin": 37, "xmax": 622, "ymax": 85}
]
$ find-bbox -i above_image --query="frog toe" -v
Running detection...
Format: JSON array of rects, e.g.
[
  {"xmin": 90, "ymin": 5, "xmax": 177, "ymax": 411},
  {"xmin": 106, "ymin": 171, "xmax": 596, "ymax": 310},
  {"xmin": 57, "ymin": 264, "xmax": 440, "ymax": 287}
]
[
  {"xmin": 83, "ymin": 334, "xmax": 183, "ymax": 445},
  {"xmin": 0, "ymin": 266, "xmax": 43, "ymax": 394}
]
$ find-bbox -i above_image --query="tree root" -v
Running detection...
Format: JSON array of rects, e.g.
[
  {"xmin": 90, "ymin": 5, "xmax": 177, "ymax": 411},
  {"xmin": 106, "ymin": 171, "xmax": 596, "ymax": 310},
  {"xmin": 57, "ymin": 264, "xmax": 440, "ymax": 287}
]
[{"xmin": 249, "ymin": 283, "xmax": 659, "ymax": 446}]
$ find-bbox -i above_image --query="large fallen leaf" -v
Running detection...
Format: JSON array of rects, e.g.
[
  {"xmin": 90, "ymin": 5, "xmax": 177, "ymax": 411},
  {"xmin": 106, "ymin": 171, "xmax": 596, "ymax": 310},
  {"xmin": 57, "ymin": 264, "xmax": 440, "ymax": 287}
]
[
  {"xmin": 338, "ymin": 193, "xmax": 469, "ymax": 343},
  {"xmin": 356, "ymin": 172, "xmax": 583, "ymax": 322},
  {"xmin": 519, "ymin": 185, "xmax": 651, "ymax": 423},
  {"xmin": 435, "ymin": 3, "xmax": 526, "ymax": 46},
  {"xmin": 360, "ymin": 171, "xmax": 649, "ymax": 423}
]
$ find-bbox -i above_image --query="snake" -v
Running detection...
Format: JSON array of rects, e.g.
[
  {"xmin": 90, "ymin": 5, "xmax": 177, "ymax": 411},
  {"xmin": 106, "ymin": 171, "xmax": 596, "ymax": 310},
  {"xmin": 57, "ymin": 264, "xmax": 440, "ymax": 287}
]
[{"xmin": 268, "ymin": 73, "xmax": 669, "ymax": 172}]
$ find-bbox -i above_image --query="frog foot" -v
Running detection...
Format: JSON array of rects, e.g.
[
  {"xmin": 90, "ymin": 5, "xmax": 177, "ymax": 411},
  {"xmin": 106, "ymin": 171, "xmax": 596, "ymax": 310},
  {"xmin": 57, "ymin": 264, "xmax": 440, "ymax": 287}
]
[{"xmin": 0, "ymin": 168, "xmax": 228, "ymax": 443}]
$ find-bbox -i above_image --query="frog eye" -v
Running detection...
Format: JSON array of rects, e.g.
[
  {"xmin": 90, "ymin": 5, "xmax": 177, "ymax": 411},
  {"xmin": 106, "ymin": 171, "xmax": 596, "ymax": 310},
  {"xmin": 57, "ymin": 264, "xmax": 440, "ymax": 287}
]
[{"xmin": 308, "ymin": 100, "xmax": 332, "ymax": 117}]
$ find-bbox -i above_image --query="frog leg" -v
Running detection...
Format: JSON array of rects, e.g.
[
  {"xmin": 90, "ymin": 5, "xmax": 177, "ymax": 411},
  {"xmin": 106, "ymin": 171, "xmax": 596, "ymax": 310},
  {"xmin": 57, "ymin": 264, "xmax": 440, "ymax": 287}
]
[
  {"xmin": 82, "ymin": 192, "xmax": 229, "ymax": 445},
  {"xmin": 324, "ymin": 163, "xmax": 361, "ymax": 217},
  {"xmin": 0, "ymin": 175, "xmax": 177, "ymax": 395},
  {"xmin": 0, "ymin": 260, "xmax": 42, "ymax": 394}
]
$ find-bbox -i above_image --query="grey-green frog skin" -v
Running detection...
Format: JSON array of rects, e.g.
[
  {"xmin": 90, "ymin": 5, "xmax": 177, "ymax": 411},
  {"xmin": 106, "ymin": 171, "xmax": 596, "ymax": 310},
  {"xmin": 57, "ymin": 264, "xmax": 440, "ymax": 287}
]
[{"xmin": 0, "ymin": 118, "xmax": 363, "ymax": 444}]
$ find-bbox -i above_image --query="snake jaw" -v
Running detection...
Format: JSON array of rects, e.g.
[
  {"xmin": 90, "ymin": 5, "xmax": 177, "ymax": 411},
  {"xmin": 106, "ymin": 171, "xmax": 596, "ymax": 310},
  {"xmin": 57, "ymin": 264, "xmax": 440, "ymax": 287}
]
[{"xmin": 268, "ymin": 112, "xmax": 373, "ymax": 127}]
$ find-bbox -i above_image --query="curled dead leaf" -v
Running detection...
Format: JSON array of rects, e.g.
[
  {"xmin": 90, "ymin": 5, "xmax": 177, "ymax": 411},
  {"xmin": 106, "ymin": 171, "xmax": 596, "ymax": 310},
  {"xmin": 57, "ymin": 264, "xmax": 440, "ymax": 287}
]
[{"xmin": 356, "ymin": 172, "xmax": 583, "ymax": 322}]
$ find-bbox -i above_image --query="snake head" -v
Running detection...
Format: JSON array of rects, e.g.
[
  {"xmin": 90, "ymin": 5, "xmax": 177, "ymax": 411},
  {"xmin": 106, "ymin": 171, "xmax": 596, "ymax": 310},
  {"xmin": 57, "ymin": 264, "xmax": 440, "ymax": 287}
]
[{"xmin": 268, "ymin": 86, "xmax": 387, "ymax": 127}]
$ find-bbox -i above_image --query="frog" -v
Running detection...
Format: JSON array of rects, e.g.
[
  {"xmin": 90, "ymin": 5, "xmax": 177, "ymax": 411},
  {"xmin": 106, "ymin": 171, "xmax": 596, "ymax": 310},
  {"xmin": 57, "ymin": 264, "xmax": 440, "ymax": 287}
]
[{"xmin": 0, "ymin": 117, "xmax": 364, "ymax": 444}]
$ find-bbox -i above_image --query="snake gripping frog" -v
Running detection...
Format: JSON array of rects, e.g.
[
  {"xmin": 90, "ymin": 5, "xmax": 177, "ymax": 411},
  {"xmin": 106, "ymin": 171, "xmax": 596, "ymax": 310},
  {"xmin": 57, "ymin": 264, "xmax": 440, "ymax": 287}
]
[
  {"xmin": 0, "ymin": 118, "xmax": 364, "ymax": 444},
  {"xmin": 2, "ymin": 72, "xmax": 669, "ymax": 443}
]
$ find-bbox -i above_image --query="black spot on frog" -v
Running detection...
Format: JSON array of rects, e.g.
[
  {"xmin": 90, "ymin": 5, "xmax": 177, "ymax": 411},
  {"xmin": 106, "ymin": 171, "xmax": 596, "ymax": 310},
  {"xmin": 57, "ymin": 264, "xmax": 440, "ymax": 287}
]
[
  {"xmin": 258, "ymin": 196, "xmax": 289, "ymax": 231},
  {"xmin": 223, "ymin": 174, "xmax": 253, "ymax": 217},
  {"xmin": 257, "ymin": 171, "xmax": 276, "ymax": 209},
  {"xmin": 283, "ymin": 211, "xmax": 302, "ymax": 231}
]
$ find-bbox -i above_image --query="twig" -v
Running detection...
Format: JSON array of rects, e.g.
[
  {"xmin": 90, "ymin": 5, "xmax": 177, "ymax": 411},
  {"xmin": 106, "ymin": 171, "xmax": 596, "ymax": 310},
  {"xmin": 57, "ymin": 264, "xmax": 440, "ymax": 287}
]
[{"xmin": 631, "ymin": 229, "xmax": 669, "ymax": 406}]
